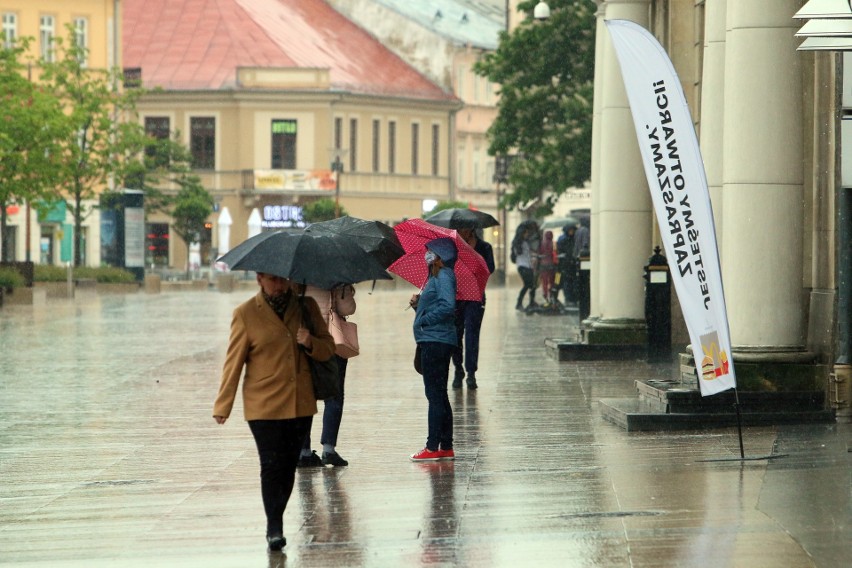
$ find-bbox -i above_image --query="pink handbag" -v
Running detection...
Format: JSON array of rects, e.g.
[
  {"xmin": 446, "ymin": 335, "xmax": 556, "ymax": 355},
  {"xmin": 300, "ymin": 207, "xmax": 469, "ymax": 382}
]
[{"xmin": 329, "ymin": 311, "xmax": 359, "ymax": 358}]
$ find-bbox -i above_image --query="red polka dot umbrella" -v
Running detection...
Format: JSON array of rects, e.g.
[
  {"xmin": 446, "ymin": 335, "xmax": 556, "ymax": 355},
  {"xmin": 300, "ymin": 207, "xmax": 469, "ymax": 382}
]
[{"xmin": 389, "ymin": 218, "xmax": 490, "ymax": 301}]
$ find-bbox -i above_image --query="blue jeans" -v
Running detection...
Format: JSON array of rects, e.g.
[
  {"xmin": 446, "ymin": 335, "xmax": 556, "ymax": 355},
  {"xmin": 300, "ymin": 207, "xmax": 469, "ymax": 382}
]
[
  {"xmin": 419, "ymin": 341, "xmax": 454, "ymax": 452},
  {"xmin": 452, "ymin": 300, "xmax": 485, "ymax": 376},
  {"xmin": 303, "ymin": 355, "xmax": 348, "ymax": 450}
]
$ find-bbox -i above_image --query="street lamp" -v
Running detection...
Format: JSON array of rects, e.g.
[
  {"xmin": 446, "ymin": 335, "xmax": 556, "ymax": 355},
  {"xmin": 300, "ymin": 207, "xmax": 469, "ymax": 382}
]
[
  {"xmin": 331, "ymin": 156, "xmax": 344, "ymax": 218},
  {"xmin": 328, "ymin": 146, "xmax": 348, "ymax": 218},
  {"xmin": 534, "ymin": 1, "xmax": 551, "ymax": 21}
]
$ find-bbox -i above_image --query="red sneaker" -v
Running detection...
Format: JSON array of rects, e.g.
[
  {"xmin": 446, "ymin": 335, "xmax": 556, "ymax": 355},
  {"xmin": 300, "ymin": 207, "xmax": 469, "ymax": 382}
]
[
  {"xmin": 438, "ymin": 449, "xmax": 455, "ymax": 460},
  {"xmin": 410, "ymin": 448, "xmax": 442, "ymax": 461}
]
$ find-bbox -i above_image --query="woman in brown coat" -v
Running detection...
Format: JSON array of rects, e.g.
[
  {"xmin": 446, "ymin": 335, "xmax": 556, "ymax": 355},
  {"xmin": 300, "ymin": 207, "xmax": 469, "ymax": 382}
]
[{"xmin": 213, "ymin": 272, "xmax": 335, "ymax": 552}]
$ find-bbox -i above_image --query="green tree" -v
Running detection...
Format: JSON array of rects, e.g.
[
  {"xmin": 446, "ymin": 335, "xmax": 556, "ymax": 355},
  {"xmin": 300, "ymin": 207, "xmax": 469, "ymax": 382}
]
[
  {"xmin": 120, "ymin": 129, "xmax": 199, "ymax": 216},
  {"xmin": 40, "ymin": 28, "xmax": 142, "ymax": 266},
  {"xmin": 0, "ymin": 38, "xmax": 70, "ymax": 260},
  {"xmin": 475, "ymin": 0, "xmax": 595, "ymax": 217},
  {"xmin": 423, "ymin": 200, "xmax": 469, "ymax": 218},
  {"xmin": 171, "ymin": 178, "xmax": 214, "ymax": 279},
  {"xmin": 302, "ymin": 198, "xmax": 346, "ymax": 223}
]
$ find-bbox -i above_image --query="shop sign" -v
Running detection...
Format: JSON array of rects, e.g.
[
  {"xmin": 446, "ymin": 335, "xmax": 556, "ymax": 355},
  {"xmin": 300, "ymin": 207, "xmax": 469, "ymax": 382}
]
[{"xmin": 254, "ymin": 169, "xmax": 336, "ymax": 191}]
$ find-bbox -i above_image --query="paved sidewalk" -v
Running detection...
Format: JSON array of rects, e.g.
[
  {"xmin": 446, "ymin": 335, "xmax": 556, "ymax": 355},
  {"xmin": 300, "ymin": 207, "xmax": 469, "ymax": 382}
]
[{"xmin": 0, "ymin": 286, "xmax": 849, "ymax": 567}]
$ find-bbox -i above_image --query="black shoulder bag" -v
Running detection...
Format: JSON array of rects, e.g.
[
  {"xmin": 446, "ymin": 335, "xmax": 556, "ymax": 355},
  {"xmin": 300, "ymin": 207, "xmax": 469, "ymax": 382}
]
[{"xmin": 298, "ymin": 299, "xmax": 340, "ymax": 400}]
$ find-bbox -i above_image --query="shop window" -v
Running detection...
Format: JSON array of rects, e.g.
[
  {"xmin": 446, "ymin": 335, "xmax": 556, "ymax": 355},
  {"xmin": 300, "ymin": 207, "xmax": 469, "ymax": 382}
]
[{"xmin": 146, "ymin": 223, "xmax": 169, "ymax": 267}]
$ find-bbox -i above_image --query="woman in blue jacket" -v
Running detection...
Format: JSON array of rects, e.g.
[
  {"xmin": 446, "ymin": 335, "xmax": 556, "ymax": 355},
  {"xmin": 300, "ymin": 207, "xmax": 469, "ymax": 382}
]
[{"xmin": 408, "ymin": 237, "xmax": 457, "ymax": 461}]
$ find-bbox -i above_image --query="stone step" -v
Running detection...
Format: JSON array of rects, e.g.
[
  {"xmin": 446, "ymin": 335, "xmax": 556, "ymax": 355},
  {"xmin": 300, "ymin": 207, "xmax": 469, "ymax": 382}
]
[
  {"xmin": 544, "ymin": 338, "xmax": 647, "ymax": 361},
  {"xmin": 599, "ymin": 397, "xmax": 836, "ymax": 431}
]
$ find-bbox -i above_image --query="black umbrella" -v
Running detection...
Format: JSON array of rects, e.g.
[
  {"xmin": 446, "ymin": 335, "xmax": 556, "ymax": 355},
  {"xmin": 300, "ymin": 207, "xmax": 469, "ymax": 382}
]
[
  {"xmin": 425, "ymin": 208, "xmax": 500, "ymax": 230},
  {"xmin": 305, "ymin": 216, "xmax": 404, "ymax": 268},
  {"xmin": 217, "ymin": 230, "xmax": 392, "ymax": 289}
]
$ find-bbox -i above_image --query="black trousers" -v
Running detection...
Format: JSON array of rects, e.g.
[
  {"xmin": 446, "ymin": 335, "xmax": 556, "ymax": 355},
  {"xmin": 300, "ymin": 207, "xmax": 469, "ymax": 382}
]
[{"xmin": 248, "ymin": 417, "xmax": 312, "ymax": 536}]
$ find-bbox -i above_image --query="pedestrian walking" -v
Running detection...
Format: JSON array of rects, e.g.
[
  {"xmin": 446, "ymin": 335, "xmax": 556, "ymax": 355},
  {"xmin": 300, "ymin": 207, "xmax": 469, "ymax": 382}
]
[
  {"xmin": 452, "ymin": 228, "xmax": 495, "ymax": 390},
  {"xmin": 212, "ymin": 272, "xmax": 335, "ymax": 552},
  {"xmin": 538, "ymin": 230, "xmax": 557, "ymax": 306},
  {"xmin": 409, "ymin": 238, "xmax": 457, "ymax": 462},
  {"xmin": 512, "ymin": 221, "xmax": 540, "ymax": 311},
  {"xmin": 298, "ymin": 284, "xmax": 357, "ymax": 468}
]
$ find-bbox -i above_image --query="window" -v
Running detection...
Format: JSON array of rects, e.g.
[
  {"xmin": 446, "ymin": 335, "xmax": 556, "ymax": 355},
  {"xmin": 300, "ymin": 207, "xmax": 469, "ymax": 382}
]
[
  {"xmin": 411, "ymin": 123, "xmax": 419, "ymax": 175},
  {"xmin": 334, "ymin": 117, "xmax": 343, "ymax": 150},
  {"xmin": 144, "ymin": 116, "xmax": 171, "ymax": 168},
  {"xmin": 271, "ymin": 119, "xmax": 297, "ymax": 169},
  {"xmin": 349, "ymin": 119, "xmax": 357, "ymax": 172},
  {"xmin": 73, "ymin": 17, "xmax": 88, "ymax": 66},
  {"xmin": 388, "ymin": 121, "xmax": 396, "ymax": 174},
  {"xmin": 372, "ymin": 119, "xmax": 380, "ymax": 172},
  {"xmin": 431, "ymin": 124, "xmax": 440, "ymax": 176},
  {"xmin": 190, "ymin": 117, "xmax": 215, "ymax": 169},
  {"xmin": 2, "ymin": 13, "xmax": 17, "ymax": 48},
  {"xmin": 40, "ymin": 15, "xmax": 55, "ymax": 62}
]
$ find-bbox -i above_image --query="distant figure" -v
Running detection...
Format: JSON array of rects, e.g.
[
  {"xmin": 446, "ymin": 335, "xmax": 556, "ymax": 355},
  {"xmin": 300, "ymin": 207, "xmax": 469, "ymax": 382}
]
[
  {"xmin": 574, "ymin": 217, "xmax": 590, "ymax": 260},
  {"xmin": 298, "ymin": 284, "xmax": 357, "ymax": 468},
  {"xmin": 556, "ymin": 224, "xmax": 577, "ymax": 305},
  {"xmin": 452, "ymin": 228, "xmax": 495, "ymax": 390},
  {"xmin": 213, "ymin": 273, "xmax": 334, "ymax": 552},
  {"xmin": 538, "ymin": 230, "xmax": 557, "ymax": 305},
  {"xmin": 512, "ymin": 221, "xmax": 540, "ymax": 311},
  {"xmin": 409, "ymin": 238, "xmax": 457, "ymax": 462}
]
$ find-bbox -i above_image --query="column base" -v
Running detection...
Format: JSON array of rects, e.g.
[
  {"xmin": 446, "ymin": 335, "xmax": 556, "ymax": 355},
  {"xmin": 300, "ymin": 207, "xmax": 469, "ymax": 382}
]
[
  {"xmin": 545, "ymin": 318, "xmax": 650, "ymax": 361},
  {"xmin": 679, "ymin": 347, "xmax": 828, "ymax": 391}
]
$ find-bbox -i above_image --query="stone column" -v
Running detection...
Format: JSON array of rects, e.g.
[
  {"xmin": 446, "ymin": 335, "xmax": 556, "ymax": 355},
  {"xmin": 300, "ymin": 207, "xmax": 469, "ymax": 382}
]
[
  {"xmin": 699, "ymin": 0, "xmax": 726, "ymax": 240},
  {"xmin": 589, "ymin": 0, "xmax": 606, "ymax": 320},
  {"xmin": 591, "ymin": 0, "xmax": 652, "ymax": 339},
  {"xmin": 721, "ymin": 1, "xmax": 806, "ymax": 355}
]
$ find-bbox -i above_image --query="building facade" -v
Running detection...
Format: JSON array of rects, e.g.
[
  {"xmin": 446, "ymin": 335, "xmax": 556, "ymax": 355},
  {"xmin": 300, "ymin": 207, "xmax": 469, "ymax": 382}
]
[
  {"xmin": 124, "ymin": 0, "xmax": 461, "ymax": 272},
  {"xmin": 325, "ymin": 0, "xmax": 512, "ymax": 273},
  {"xmin": 0, "ymin": 0, "xmax": 120, "ymax": 266},
  {"xmin": 584, "ymin": 0, "xmax": 845, "ymax": 403}
]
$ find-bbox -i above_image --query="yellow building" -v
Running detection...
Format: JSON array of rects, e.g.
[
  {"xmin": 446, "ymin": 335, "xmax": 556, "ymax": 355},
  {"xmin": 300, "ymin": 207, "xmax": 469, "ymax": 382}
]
[
  {"xmin": 124, "ymin": 0, "xmax": 462, "ymax": 274},
  {"xmin": 1, "ymin": 0, "xmax": 120, "ymax": 265}
]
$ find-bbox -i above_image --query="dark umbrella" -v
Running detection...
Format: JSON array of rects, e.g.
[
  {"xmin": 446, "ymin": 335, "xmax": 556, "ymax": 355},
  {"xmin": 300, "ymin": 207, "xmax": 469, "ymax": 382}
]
[
  {"xmin": 217, "ymin": 230, "xmax": 392, "ymax": 289},
  {"xmin": 425, "ymin": 208, "xmax": 500, "ymax": 230},
  {"xmin": 305, "ymin": 216, "xmax": 405, "ymax": 268}
]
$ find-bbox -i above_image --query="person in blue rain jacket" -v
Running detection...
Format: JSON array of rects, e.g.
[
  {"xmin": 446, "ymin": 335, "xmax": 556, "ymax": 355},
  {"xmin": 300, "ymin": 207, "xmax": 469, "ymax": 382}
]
[{"xmin": 408, "ymin": 237, "xmax": 457, "ymax": 462}]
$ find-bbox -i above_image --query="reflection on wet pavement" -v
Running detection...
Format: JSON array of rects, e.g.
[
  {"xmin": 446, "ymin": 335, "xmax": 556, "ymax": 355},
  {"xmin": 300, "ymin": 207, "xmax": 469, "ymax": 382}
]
[{"xmin": 0, "ymin": 287, "xmax": 849, "ymax": 567}]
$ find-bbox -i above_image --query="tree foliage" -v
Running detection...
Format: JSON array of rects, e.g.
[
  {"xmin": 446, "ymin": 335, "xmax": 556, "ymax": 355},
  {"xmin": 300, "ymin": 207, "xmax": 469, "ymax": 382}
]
[
  {"xmin": 171, "ymin": 177, "xmax": 214, "ymax": 278},
  {"xmin": 475, "ymin": 0, "xmax": 596, "ymax": 217},
  {"xmin": 0, "ymin": 38, "xmax": 70, "ymax": 260},
  {"xmin": 302, "ymin": 198, "xmax": 346, "ymax": 223},
  {"xmin": 120, "ymin": 129, "xmax": 199, "ymax": 216},
  {"xmin": 40, "ymin": 27, "xmax": 142, "ymax": 266}
]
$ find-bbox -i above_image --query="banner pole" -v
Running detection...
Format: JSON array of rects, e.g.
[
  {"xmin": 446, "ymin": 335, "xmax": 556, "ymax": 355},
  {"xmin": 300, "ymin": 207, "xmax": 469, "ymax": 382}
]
[{"xmin": 733, "ymin": 388, "xmax": 745, "ymax": 459}]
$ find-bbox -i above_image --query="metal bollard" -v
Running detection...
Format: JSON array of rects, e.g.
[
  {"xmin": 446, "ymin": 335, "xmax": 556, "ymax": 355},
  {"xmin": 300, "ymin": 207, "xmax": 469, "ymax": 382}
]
[
  {"xmin": 577, "ymin": 255, "xmax": 591, "ymax": 321},
  {"xmin": 644, "ymin": 246, "xmax": 671, "ymax": 362}
]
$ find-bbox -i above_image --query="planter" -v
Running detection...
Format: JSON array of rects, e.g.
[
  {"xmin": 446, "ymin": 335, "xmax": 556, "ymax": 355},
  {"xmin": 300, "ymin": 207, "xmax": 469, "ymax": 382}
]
[
  {"xmin": 35, "ymin": 281, "xmax": 74, "ymax": 299},
  {"xmin": 144, "ymin": 274, "xmax": 161, "ymax": 294},
  {"xmin": 1, "ymin": 287, "xmax": 46, "ymax": 306},
  {"xmin": 216, "ymin": 274, "xmax": 236, "ymax": 293},
  {"xmin": 96, "ymin": 282, "xmax": 141, "ymax": 294}
]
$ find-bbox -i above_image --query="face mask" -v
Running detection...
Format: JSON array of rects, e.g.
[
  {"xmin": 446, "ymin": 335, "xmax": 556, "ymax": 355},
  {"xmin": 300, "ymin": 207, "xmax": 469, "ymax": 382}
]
[{"xmin": 424, "ymin": 250, "xmax": 438, "ymax": 265}]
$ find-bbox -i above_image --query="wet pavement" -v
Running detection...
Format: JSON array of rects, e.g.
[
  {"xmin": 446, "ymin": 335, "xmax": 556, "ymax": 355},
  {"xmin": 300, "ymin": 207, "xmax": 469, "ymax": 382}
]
[{"xmin": 0, "ymin": 285, "xmax": 850, "ymax": 567}]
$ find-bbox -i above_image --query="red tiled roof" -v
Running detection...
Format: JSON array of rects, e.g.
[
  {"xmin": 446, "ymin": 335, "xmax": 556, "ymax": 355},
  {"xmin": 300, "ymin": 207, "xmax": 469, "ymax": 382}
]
[{"xmin": 123, "ymin": 0, "xmax": 456, "ymax": 101}]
